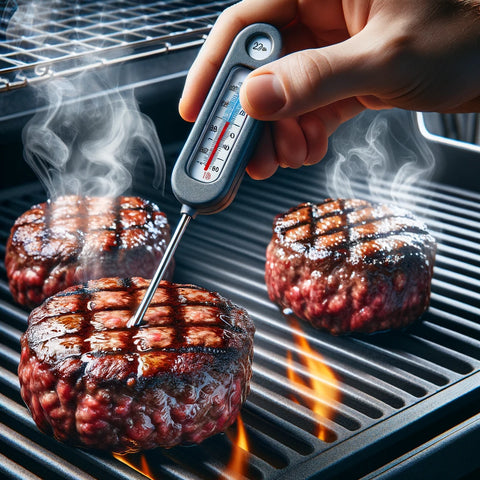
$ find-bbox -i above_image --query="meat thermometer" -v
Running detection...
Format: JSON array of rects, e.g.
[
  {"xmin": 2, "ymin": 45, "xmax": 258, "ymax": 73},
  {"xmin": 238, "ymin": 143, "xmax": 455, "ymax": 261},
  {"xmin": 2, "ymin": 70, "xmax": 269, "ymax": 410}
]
[{"xmin": 128, "ymin": 23, "xmax": 282, "ymax": 327}]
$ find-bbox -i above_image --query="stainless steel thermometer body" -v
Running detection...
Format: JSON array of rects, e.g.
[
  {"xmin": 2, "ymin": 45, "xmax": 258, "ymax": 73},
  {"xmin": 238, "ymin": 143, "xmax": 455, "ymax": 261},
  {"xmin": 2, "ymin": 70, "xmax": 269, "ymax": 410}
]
[
  {"xmin": 172, "ymin": 22, "xmax": 282, "ymax": 214},
  {"xmin": 129, "ymin": 24, "xmax": 281, "ymax": 327}
]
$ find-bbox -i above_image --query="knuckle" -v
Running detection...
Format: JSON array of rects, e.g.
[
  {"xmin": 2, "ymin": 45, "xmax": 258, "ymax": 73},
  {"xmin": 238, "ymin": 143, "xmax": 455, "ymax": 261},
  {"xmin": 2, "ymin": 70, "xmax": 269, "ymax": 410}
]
[
  {"xmin": 370, "ymin": 33, "xmax": 433, "ymax": 106},
  {"xmin": 279, "ymin": 50, "xmax": 334, "ymax": 112},
  {"xmin": 380, "ymin": 34, "xmax": 417, "ymax": 71},
  {"xmin": 292, "ymin": 50, "xmax": 331, "ymax": 93}
]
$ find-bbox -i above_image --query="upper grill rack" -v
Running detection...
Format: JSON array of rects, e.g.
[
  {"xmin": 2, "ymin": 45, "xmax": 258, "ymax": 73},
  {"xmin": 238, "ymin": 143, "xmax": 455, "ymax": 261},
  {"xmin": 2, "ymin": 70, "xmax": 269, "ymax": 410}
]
[
  {"xmin": 0, "ymin": 0, "xmax": 235, "ymax": 92},
  {"xmin": 0, "ymin": 116, "xmax": 480, "ymax": 479}
]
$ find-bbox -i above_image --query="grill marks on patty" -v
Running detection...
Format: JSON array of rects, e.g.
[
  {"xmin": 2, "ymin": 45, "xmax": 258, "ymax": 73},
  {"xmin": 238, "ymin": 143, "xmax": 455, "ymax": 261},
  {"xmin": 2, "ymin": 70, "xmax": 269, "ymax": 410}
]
[
  {"xmin": 19, "ymin": 278, "xmax": 254, "ymax": 452},
  {"xmin": 26, "ymin": 278, "xmax": 249, "ymax": 378},
  {"xmin": 275, "ymin": 199, "xmax": 431, "ymax": 263},
  {"xmin": 265, "ymin": 198, "xmax": 437, "ymax": 334},
  {"xmin": 6, "ymin": 195, "xmax": 172, "ymax": 308},
  {"xmin": 16, "ymin": 196, "xmax": 161, "ymax": 262}
]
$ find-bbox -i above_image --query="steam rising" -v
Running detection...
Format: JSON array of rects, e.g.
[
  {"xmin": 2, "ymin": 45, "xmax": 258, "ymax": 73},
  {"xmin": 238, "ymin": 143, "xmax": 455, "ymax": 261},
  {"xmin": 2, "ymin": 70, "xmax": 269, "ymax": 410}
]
[
  {"xmin": 23, "ymin": 72, "xmax": 165, "ymax": 198},
  {"xmin": 8, "ymin": 1, "xmax": 165, "ymax": 199},
  {"xmin": 327, "ymin": 111, "xmax": 435, "ymax": 208}
]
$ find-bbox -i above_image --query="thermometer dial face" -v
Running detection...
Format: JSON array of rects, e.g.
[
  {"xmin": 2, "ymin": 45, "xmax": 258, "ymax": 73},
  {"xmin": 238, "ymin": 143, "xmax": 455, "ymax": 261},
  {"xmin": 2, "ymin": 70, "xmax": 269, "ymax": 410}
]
[{"xmin": 188, "ymin": 67, "xmax": 250, "ymax": 183}]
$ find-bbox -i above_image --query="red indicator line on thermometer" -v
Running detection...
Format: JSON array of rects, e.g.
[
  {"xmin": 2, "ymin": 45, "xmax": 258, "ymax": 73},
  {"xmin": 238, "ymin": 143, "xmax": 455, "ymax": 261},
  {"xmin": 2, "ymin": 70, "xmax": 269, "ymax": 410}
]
[{"xmin": 204, "ymin": 121, "xmax": 230, "ymax": 171}]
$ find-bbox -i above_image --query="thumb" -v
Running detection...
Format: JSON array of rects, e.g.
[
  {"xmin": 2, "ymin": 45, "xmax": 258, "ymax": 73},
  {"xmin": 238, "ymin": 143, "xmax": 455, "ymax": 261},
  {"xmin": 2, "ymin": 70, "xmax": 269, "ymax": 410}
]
[{"xmin": 240, "ymin": 32, "xmax": 387, "ymax": 120}]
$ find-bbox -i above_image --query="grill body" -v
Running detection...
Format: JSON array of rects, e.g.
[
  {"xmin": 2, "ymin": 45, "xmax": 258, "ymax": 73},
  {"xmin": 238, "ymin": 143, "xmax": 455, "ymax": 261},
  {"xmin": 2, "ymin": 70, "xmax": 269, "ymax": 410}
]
[
  {"xmin": 1, "ymin": 2, "xmax": 480, "ymax": 479},
  {"xmin": 1, "ymin": 110, "xmax": 480, "ymax": 479}
]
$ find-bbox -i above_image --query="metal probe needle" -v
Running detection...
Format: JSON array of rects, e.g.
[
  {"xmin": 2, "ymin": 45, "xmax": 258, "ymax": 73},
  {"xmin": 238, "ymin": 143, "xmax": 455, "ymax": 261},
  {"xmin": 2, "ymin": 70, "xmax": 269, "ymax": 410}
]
[{"xmin": 128, "ymin": 207, "xmax": 195, "ymax": 328}]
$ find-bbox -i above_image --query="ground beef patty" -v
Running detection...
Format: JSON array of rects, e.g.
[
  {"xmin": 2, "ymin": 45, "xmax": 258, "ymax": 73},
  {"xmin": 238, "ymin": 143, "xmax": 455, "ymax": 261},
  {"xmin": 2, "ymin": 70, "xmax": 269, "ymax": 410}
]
[
  {"xmin": 18, "ymin": 277, "xmax": 255, "ymax": 453},
  {"xmin": 265, "ymin": 199, "xmax": 437, "ymax": 334},
  {"xmin": 5, "ymin": 195, "xmax": 172, "ymax": 308}
]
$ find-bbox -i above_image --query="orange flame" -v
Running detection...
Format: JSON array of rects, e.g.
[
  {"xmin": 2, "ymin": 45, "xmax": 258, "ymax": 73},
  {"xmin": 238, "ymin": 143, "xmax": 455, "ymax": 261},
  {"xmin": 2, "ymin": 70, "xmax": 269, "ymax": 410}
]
[
  {"xmin": 286, "ymin": 317, "xmax": 339, "ymax": 440},
  {"xmin": 113, "ymin": 453, "xmax": 155, "ymax": 479},
  {"xmin": 224, "ymin": 414, "xmax": 249, "ymax": 478}
]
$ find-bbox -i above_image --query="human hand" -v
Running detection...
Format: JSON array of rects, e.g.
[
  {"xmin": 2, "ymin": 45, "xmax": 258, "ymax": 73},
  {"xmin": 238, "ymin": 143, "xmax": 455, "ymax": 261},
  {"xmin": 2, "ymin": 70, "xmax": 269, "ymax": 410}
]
[{"xmin": 179, "ymin": 0, "xmax": 480, "ymax": 179}]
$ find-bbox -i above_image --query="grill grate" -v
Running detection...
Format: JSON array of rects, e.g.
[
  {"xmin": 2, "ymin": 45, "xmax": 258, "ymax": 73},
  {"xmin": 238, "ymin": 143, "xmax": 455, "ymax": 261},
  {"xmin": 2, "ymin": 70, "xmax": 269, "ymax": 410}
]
[
  {"xmin": 0, "ymin": 114, "xmax": 480, "ymax": 478},
  {"xmin": 0, "ymin": 0, "xmax": 235, "ymax": 91}
]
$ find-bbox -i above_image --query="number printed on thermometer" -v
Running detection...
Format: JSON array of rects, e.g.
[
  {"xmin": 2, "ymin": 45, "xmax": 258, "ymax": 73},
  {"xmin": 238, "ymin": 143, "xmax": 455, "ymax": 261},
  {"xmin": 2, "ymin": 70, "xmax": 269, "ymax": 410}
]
[{"xmin": 188, "ymin": 67, "xmax": 250, "ymax": 183}]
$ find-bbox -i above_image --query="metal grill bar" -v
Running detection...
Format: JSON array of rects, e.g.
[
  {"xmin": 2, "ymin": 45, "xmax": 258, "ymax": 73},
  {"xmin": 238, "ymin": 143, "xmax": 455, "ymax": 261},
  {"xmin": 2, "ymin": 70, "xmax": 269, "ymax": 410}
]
[{"xmin": 0, "ymin": 0, "xmax": 235, "ymax": 91}]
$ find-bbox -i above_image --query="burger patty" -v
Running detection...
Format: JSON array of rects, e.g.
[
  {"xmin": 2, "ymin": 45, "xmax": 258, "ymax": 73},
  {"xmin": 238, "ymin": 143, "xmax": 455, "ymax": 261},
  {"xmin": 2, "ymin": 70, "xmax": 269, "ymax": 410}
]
[
  {"xmin": 265, "ymin": 199, "xmax": 437, "ymax": 334},
  {"xmin": 18, "ymin": 277, "xmax": 255, "ymax": 454},
  {"xmin": 5, "ymin": 195, "xmax": 172, "ymax": 308}
]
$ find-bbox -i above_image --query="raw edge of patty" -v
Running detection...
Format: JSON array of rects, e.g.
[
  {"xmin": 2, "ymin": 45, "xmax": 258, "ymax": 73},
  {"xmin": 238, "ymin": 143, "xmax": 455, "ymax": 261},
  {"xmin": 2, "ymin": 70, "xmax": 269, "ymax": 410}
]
[
  {"xmin": 18, "ymin": 277, "xmax": 255, "ymax": 454},
  {"xmin": 5, "ymin": 195, "xmax": 173, "ymax": 308},
  {"xmin": 265, "ymin": 199, "xmax": 437, "ymax": 335}
]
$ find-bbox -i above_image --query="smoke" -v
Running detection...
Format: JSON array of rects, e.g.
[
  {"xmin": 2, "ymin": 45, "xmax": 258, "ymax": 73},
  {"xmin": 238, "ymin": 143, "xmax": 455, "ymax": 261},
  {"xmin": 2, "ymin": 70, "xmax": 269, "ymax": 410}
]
[
  {"xmin": 22, "ymin": 72, "xmax": 165, "ymax": 198},
  {"xmin": 9, "ymin": 2, "xmax": 165, "ymax": 199},
  {"xmin": 0, "ymin": 1, "xmax": 17, "ymax": 40},
  {"xmin": 3, "ymin": 1, "xmax": 34, "ymax": 38},
  {"xmin": 326, "ymin": 110, "xmax": 435, "ymax": 208}
]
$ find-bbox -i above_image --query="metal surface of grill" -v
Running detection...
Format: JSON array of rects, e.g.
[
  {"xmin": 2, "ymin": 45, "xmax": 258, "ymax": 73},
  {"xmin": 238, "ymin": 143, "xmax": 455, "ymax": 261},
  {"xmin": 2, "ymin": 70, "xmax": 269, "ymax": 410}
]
[
  {"xmin": 421, "ymin": 113, "xmax": 480, "ymax": 147},
  {"xmin": 0, "ymin": 110, "xmax": 479, "ymax": 479},
  {"xmin": 0, "ymin": 0, "xmax": 235, "ymax": 91}
]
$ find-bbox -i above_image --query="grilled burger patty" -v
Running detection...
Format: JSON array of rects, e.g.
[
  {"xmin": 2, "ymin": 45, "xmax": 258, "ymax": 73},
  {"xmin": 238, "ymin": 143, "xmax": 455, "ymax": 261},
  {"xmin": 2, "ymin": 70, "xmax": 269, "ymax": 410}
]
[
  {"xmin": 18, "ymin": 277, "xmax": 255, "ymax": 453},
  {"xmin": 265, "ymin": 199, "xmax": 437, "ymax": 334},
  {"xmin": 6, "ymin": 195, "xmax": 172, "ymax": 308}
]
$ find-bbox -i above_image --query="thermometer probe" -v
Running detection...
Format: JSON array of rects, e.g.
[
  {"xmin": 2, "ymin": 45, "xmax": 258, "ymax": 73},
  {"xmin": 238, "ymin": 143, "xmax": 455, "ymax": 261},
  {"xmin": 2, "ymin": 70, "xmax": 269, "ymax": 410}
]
[{"xmin": 128, "ymin": 23, "xmax": 282, "ymax": 327}]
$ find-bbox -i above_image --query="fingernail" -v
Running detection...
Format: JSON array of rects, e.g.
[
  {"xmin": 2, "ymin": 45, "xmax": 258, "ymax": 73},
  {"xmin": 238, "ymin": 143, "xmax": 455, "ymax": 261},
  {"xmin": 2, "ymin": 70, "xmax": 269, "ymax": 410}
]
[{"xmin": 244, "ymin": 74, "xmax": 286, "ymax": 115}]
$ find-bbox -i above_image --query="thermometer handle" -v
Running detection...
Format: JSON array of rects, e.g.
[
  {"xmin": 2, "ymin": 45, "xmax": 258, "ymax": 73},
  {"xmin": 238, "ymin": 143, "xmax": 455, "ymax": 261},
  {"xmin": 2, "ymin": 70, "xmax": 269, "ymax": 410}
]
[{"xmin": 172, "ymin": 23, "xmax": 282, "ymax": 215}]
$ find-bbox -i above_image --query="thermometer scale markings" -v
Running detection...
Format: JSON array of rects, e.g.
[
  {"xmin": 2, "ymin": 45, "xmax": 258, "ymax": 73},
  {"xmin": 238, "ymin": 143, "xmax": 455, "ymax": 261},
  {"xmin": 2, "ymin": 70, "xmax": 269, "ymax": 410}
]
[
  {"xmin": 203, "ymin": 119, "xmax": 229, "ymax": 172},
  {"xmin": 189, "ymin": 67, "xmax": 249, "ymax": 183},
  {"xmin": 203, "ymin": 82, "xmax": 243, "ymax": 172}
]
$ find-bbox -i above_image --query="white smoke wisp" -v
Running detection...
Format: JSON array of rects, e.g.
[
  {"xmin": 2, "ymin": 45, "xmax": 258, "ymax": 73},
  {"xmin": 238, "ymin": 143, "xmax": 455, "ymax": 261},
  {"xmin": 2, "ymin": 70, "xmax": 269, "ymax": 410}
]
[
  {"xmin": 326, "ymin": 111, "xmax": 435, "ymax": 209},
  {"xmin": 22, "ymin": 70, "xmax": 165, "ymax": 198},
  {"xmin": 4, "ymin": 1, "xmax": 42, "ymax": 40}
]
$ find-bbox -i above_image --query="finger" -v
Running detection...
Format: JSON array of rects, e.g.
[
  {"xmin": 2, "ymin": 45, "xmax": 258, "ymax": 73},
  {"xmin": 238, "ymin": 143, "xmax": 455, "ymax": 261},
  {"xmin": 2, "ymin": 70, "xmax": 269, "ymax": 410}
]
[
  {"xmin": 179, "ymin": 0, "xmax": 297, "ymax": 122},
  {"xmin": 246, "ymin": 124, "xmax": 279, "ymax": 180},
  {"xmin": 273, "ymin": 118, "xmax": 307, "ymax": 169},
  {"xmin": 239, "ymin": 24, "xmax": 396, "ymax": 121},
  {"xmin": 247, "ymin": 96, "xmax": 365, "ymax": 179},
  {"xmin": 298, "ymin": 112, "xmax": 330, "ymax": 166},
  {"xmin": 279, "ymin": 97, "xmax": 365, "ymax": 167}
]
